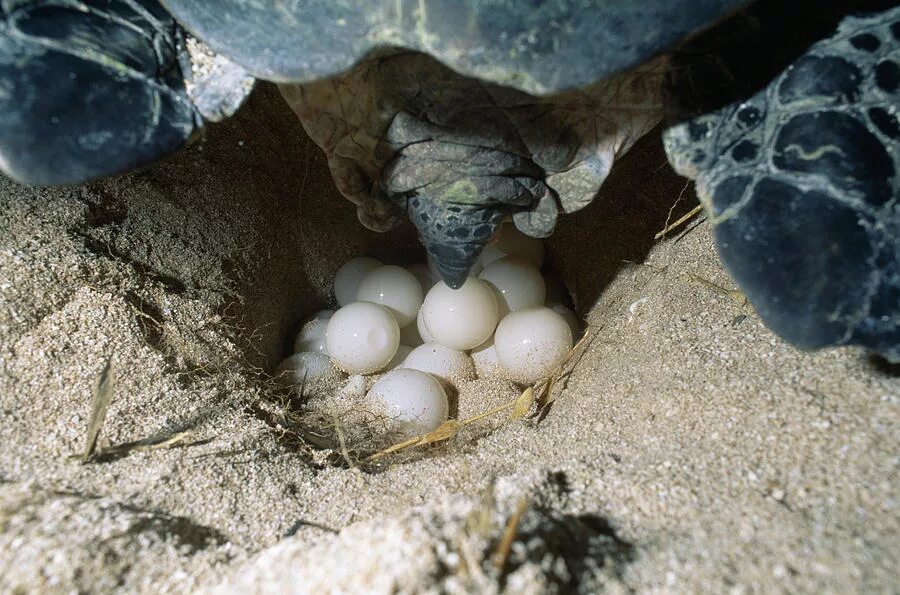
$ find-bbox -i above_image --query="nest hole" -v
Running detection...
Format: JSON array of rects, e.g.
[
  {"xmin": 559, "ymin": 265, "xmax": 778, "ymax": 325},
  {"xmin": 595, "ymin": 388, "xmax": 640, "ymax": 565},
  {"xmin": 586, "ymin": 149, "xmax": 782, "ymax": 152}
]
[{"xmin": 156, "ymin": 83, "xmax": 698, "ymax": 468}]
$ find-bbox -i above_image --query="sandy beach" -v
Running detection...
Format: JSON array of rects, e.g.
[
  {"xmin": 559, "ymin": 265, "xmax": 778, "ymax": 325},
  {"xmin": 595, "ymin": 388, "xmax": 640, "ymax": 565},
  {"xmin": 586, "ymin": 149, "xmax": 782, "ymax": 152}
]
[{"xmin": 1, "ymin": 85, "xmax": 897, "ymax": 593}]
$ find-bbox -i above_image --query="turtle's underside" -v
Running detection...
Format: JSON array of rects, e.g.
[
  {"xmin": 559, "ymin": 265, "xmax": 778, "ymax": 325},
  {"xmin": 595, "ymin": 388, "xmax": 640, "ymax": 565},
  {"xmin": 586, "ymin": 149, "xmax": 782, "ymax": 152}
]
[{"xmin": 1, "ymin": 0, "xmax": 898, "ymax": 362}]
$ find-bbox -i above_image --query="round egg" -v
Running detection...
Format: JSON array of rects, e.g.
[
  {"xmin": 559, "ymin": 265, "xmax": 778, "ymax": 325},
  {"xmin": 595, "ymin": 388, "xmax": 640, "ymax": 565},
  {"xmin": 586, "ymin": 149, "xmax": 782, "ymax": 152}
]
[
  {"xmin": 478, "ymin": 257, "xmax": 546, "ymax": 317},
  {"xmin": 325, "ymin": 302, "xmax": 400, "ymax": 374},
  {"xmin": 275, "ymin": 352, "xmax": 335, "ymax": 389},
  {"xmin": 420, "ymin": 277, "xmax": 498, "ymax": 351},
  {"xmin": 385, "ymin": 344, "xmax": 414, "ymax": 371},
  {"xmin": 479, "ymin": 222, "xmax": 545, "ymax": 269},
  {"xmin": 338, "ymin": 374, "xmax": 367, "ymax": 400},
  {"xmin": 471, "ymin": 338, "xmax": 501, "ymax": 378},
  {"xmin": 494, "ymin": 306, "xmax": 573, "ymax": 384},
  {"xmin": 417, "ymin": 307, "xmax": 435, "ymax": 343},
  {"xmin": 293, "ymin": 310, "xmax": 334, "ymax": 354},
  {"xmin": 548, "ymin": 303, "xmax": 582, "ymax": 341},
  {"xmin": 402, "ymin": 342, "xmax": 474, "ymax": 385},
  {"xmin": 356, "ymin": 265, "xmax": 423, "ymax": 327},
  {"xmin": 407, "ymin": 263, "xmax": 436, "ymax": 293},
  {"xmin": 399, "ymin": 321, "xmax": 424, "ymax": 347},
  {"xmin": 366, "ymin": 369, "xmax": 449, "ymax": 438},
  {"xmin": 333, "ymin": 257, "xmax": 383, "ymax": 306}
]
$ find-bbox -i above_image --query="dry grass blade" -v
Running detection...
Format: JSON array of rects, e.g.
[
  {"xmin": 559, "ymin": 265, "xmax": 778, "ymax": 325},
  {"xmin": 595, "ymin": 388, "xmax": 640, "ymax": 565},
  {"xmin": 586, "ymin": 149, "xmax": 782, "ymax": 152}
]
[
  {"xmin": 365, "ymin": 435, "xmax": 423, "ymax": 463},
  {"xmin": 94, "ymin": 429, "xmax": 206, "ymax": 459},
  {"xmin": 655, "ymin": 203, "xmax": 703, "ymax": 240},
  {"xmin": 492, "ymin": 497, "xmax": 530, "ymax": 571},
  {"xmin": 420, "ymin": 420, "xmax": 461, "ymax": 445},
  {"xmin": 333, "ymin": 414, "xmax": 356, "ymax": 469},
  {"xmin": 511, "ymin": 387, "xmax": 534, "ymax": 420},
  {"xmin": 366, "ymin": 402, "xmax": 516, "ymax": 462},
  {"xmin": 688, "ymin": 273, "xmax": 748, "ymax": 306},
  {"xmin": 83, "ymin": 356, "xmax": 114, "ymax": 461},
  {"xmin": 536, "ymin": 329, "xmax": 596, "ymax": 411}
]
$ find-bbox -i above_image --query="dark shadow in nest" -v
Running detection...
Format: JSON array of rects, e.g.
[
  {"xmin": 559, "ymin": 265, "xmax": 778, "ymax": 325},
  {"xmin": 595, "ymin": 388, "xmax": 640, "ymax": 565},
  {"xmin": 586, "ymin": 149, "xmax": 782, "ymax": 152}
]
[
  {"xmin": 113, "ymin": 79, "xmax": 694, "ymax": 469},
  {"xmin": 664, "ymin": 0, "xmax": 895, "ymax": 122},
  {"xmin": 546, "ymin": 127, "xmax": 699, "ymax": 317},
  {"xmin": 126, "ymin": 82, "xmax": 423, "ymax": 371}
]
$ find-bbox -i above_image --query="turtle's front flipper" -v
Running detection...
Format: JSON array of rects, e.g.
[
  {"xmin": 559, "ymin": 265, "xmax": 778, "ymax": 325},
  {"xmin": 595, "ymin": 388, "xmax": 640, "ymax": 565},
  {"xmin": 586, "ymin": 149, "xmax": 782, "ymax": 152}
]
[
  {"xmin": 0, "ymin": 0, "xmax": 248, "ymax": 185},
  {"xmin": 664, "ymin": 4, "xmax": 900, "ymax": 361}
]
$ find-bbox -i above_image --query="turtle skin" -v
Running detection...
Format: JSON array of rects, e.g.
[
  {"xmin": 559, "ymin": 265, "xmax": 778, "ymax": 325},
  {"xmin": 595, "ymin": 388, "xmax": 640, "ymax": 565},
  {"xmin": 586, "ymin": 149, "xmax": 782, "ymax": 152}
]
[
  {"xmin": 1, "ymin": 0, "xmax": 897, "ymax": 362},
  {"xmin": 164, "ymin": 0, "xmax": 749, "ymax": 287},
  {"xmin": 0, "ymin": 0, "xmax": 253, "ymax": 186},
  {"xmin": 279, "ymin": 51, "xmax": 665, "ymax": 286},
  {"xmin": 664, "ymin": 2, "xmax": 900, "ymax": 361},
  {"xmin": 0, "ymin": 0, "xmax": 199, "ymax": 185}
]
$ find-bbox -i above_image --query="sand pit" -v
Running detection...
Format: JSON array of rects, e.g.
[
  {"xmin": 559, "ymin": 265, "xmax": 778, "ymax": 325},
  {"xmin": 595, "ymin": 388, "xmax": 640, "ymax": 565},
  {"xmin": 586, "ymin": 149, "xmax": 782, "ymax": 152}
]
[{"xmin": 1, "ymin": 85, "xmax": 897, "ymax": 593}]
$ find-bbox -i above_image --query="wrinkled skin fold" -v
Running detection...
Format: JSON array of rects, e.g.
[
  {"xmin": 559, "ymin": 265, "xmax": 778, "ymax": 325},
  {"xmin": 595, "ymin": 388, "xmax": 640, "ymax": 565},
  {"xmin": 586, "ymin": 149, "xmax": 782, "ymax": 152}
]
[{"xmin": 278, "ymin": 51, "xmax": 664, "ymax": 286}]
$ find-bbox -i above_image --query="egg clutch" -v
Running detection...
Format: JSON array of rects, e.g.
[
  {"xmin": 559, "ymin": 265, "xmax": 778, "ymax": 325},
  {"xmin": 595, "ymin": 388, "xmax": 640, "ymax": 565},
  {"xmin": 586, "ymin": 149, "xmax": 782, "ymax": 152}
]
[{"xmin": 278, "ymin": 221, "xmax": 581, "ymax": 440}]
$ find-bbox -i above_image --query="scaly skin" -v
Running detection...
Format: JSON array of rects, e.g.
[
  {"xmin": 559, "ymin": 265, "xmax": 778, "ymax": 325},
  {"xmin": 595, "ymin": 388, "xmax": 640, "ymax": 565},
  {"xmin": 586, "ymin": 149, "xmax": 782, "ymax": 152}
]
[
  {"xmin": 280, "ymin": 52, "xmax": 665, "ymax": 286},
  {"xmin": 664, "ymin": 3, "xmax": 900, "ymax": 361}
]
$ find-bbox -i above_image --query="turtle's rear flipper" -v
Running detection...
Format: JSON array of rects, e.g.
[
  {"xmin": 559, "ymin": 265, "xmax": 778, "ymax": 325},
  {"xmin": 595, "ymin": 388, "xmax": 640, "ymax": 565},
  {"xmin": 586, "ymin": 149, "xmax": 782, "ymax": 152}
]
[
  {"xmin": 0, "ymin": 0, "xmax": 201, "ymax": 185},
  {"xmin": 664, "ymin": 4, "xmax": 900, "ymax": 362}
]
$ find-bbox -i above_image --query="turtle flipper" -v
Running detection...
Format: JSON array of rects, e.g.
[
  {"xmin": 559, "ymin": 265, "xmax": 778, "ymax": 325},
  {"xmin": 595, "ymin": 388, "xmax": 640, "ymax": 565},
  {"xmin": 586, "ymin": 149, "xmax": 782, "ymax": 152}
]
[
  {"xmin": 664, "ymin": 4, "xmax": 900, "ymax": 361},
  {"xmin": 0, "ymin": 0, "xmax": 201, "ymax": 185}
]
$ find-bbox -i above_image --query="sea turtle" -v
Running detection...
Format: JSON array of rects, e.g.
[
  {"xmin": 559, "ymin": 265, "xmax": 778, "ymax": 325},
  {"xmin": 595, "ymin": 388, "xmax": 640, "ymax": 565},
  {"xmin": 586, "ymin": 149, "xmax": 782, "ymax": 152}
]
[{"xmin": 0, "ymin": 0, "xmax": 897, "ymax": 362}]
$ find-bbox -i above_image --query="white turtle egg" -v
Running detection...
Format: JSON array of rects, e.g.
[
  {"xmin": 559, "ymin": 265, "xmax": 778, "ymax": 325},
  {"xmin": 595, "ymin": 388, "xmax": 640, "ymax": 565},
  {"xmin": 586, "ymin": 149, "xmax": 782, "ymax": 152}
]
[
  {"xmin": 548, "ymin": 303, "xmax": 582, "ymax": 341},
  {"xmin": 325, "ymin": 302, "xmax": 400, "ymax": 373},
  {"xmin": 479, "ymin": 222, "xmax": 545, "ymax": 269},
  {"xmin": 478, "ymin": 257, "xmax": 546, "ymax": 318},
  {"xmin": 275, "ymin": 352, "xmax": 335, "ymax": 388},
  {"xmin": 417, "ymin": 307, "xmax": 435, "ymax": 343},
  {"xmin": 407, "ymin": 263, "xmax": 436, "ymax": 293},
  {"xmin": 471, "ymin": 337, "xmax": 501, "ymax": 378},
  {"xmin": 356, "ymin": 265, "xmax": 423, "ymax": 327},
  {"xmin": 293, "ymin": 310, "xmax": 334, "ymax": 354},
  {"xmin": 402, "ymin": 342, "xmax": 474, "ymax": 385},
  {"xmin": 333, "ymin": 257, "xmax": 383, "ymax": 306},
  {"xmin": 366, "ymin": 369, "xmax": 449, "ymax": 438},
  {"xmin": 495, "ymin": 306, "xmax": 573, "ymax": 384},
  {"xmin": 420, "ymin": 277, "xmax": 498, "ymax": 350},
  {"xmin": 399, "ymin": 320, "xmax": 424, "ymax": 347},
  {"xmin": 385, "ymin": 344, "xmax": 414, "ymax": 370},
  {"xmin": 338, "ymin": 374, "xmax": 367, "ymax": 400}
]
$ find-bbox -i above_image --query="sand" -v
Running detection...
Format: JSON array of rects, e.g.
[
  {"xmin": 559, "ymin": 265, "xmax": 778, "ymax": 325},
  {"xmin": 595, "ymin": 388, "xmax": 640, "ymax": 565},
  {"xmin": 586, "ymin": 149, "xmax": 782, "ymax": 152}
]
[{"xmin": 0, "ymin": 84, "xmax": 897, "ymax": 593}]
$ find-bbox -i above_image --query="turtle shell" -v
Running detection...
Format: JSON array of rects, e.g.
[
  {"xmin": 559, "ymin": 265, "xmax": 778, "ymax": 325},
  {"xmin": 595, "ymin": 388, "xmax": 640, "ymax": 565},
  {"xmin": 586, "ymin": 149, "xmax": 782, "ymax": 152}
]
[{"xmin": 161, "ymin": 0, "xmax": 750, "ymax": 95}]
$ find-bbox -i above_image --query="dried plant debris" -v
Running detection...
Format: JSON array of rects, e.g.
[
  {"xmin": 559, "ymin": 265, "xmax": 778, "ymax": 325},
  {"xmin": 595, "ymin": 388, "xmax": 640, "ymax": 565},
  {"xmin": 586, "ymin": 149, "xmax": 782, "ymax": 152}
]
[
  {"xmin": 687, "ymin": 272, "xmax": 749, "ymax": 306},
  {"xmin": 79, "ymin": 356, "xmax": 211, "ymax": 463},
  {"xmin": 82, "ymin": 356, "xmax": 115, "ymax": 462},
  {"xmin": 262, "ymin": 325, "xmax": 602, "ymax": 469}
]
